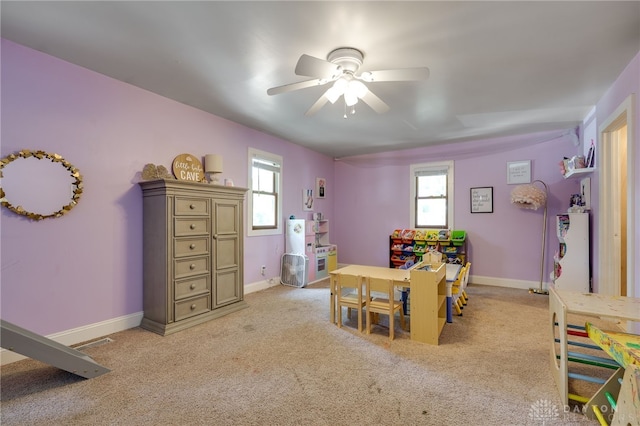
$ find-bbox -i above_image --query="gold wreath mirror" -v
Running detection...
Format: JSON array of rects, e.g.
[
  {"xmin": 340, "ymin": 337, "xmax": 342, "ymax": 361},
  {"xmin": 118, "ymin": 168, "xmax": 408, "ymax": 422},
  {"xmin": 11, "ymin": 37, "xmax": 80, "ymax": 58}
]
[{"xmin": 0, "ymin": 150, "xmax": 83, "ymax": 221}]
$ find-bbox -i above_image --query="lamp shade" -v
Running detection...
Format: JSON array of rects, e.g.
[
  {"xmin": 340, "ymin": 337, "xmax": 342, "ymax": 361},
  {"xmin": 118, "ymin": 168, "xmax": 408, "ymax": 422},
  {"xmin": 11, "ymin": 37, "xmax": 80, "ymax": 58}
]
[
  {"xmin": 511, "ymin": 183, "xmax": 547, "ymax": 210},
  {"xmin": 204, "ymin": 154, "xmax": 223, "ymax": 173}
]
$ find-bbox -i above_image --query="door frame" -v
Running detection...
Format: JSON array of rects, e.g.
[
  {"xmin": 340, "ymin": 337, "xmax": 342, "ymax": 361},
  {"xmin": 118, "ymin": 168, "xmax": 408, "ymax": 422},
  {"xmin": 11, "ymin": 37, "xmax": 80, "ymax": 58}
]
[{"xmin": 597, "ymin": 94, "xmax": 635, "ymax": 297}]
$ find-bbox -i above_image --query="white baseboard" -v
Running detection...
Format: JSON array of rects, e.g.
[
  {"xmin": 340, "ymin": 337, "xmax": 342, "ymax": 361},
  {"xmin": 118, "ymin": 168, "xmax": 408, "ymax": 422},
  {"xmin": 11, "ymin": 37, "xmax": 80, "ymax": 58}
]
[
  {"xmin": 245, "ymin": 275, "xmax": 329, "ymax": 293},
  {"xmin": 3, "ymin": 278, "xmax": 285, "ymax": 365},
  {"xmin": 1, "ymin": 312, "xmax": 143, "ymax": 365},
  {"xmin": 470, "ymin": 274, "xmax": 549, "ymax": 292},
  {"xmin": 244, "ymin": 276, "xmax": 281, "ymax": 294}
]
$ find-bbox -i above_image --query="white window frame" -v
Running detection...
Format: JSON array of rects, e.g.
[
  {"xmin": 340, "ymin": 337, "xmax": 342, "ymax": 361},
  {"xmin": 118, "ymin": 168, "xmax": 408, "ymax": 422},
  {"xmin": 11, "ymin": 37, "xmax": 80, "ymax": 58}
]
[
  {"xmin": 409, "ymin": 160, "xmax": 454, "ymax": 229},
  {"xmin": 247, "ymin": 147, "xmax": 283, "ymax": 237}
]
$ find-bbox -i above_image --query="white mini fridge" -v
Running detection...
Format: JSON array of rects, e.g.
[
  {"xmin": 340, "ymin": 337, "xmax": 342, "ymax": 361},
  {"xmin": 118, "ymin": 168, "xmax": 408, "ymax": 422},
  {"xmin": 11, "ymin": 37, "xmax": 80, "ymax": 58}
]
[
  {"xmin": 285, "ymin": 219, "xmax": 307, "ymax": 254},
  {"xmin": 282, "ymin": 219, "xmax": 312, "ymax": 286}
]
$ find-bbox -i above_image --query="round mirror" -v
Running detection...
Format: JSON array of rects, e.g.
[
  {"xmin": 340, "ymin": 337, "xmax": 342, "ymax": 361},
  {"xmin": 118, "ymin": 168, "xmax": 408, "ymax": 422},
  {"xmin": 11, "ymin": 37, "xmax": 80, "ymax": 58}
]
[{"xmin": 0, "ymin": 150, "xmax": 83, "ymax": 221}]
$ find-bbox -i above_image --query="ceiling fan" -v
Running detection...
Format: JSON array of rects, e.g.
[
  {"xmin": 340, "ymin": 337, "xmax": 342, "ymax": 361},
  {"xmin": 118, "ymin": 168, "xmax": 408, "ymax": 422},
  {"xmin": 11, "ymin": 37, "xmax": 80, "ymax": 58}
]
[{"xmin": 267, "ymin": 47, "xmax": 430, "ymax": 117}]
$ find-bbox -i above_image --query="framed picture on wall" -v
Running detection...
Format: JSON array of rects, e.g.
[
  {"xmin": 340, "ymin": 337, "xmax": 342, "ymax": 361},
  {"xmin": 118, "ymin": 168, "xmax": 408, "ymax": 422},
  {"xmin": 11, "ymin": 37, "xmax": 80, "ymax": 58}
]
[
  {"xmin": 303, "ymin": 189, "xmax": 313, "ymax": 211},
  {"xmin": 316, "ymin": 178, "xmax": 326, "ymax": 198},
  {"xmin": 507, "ymin": 160, "xmax": 531, "ymax": 184},
  {"xmin": 470, "ymin": 187, "xmax": 493, "ymax": 213}
]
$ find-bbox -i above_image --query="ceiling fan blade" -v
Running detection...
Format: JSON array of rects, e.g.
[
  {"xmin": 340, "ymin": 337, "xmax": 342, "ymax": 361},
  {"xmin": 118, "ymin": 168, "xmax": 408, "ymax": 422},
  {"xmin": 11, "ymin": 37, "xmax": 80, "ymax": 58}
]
[
  {"xmin": 305, "ymin": 94, "xmax": 330, "ymax": 117},
  {"xmin": 295, "ymin": 54, "xmax": 341, "ymax": 78},
  {"xmin": 360, "ymin": 90, "xmax": 390, "ymax": 114},
  {"xmin": 362, "ymin": 67, "xmax": 430, "ymax": 82},
  {"xmin": 267, "ymin": 78, "xmax": 325, "ymax": 96}
]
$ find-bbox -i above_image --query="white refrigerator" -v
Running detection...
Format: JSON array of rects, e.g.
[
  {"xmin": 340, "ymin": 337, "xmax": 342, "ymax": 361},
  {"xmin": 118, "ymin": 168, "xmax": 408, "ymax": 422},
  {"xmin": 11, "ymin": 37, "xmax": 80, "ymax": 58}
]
[
  {"xmin": 283, "ymin": 219, "xmax": 313, "ymax": 285},
  {"xmin": 285, "ymin": 219, "xmax": 307, "ymax": 254}
]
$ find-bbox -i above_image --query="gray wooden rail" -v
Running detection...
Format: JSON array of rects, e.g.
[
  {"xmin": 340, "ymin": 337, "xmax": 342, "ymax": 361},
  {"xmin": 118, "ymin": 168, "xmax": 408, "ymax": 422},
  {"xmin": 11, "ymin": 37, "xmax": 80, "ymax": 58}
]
[{"xmin": 1, "ymin": 319, "xmax": 110, "ymax": 379}]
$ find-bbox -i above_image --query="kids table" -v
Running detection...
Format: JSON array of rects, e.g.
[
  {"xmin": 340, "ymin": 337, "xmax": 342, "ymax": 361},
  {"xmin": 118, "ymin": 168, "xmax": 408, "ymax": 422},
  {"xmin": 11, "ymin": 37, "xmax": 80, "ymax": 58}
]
[{"xmin": 329, "ymin": 261, "xmax": 447, "ymax": 345}]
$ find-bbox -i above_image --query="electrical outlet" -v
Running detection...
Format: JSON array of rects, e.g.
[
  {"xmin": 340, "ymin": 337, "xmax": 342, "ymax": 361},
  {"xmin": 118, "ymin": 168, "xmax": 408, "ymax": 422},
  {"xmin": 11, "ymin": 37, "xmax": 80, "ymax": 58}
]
[{"xmin": 261, "ymin": 265, "xmax": 266, "ymax": 276}]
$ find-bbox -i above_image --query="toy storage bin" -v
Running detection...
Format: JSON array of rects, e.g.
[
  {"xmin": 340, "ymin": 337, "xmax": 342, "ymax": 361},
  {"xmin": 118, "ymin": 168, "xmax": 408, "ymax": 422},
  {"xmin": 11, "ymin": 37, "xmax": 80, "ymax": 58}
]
[
  {"xmin": 391, "ymin": 254, "xmax": 415, "ymax": 268},
  {"xmin": 451, "ymin": 230, "xmax": 466, "ymax": 246},
  {"xmin": 443, "ymin": 246, "xmax": 458, "ymax": 254},
  {"xmin": 426, "ymin": 230, "xmax": 439, "ymax": 241},
  {"xmin": 437, "ymin": 229, "xmax": 450, "ymax": 241},
  {"xmin": 401, "ymin": 229, "xmax": 416, "ymax": 242},
  {"xmin": 413, "ymin": 242, "xmax": 427, "ymax": 254},
  {"xmin": 414, "ymin": 230, "xmax": 427, "ymax": 240},
  {"xmin": 391, "ymin": 242, "xmax": 404, "ymax": 253}
]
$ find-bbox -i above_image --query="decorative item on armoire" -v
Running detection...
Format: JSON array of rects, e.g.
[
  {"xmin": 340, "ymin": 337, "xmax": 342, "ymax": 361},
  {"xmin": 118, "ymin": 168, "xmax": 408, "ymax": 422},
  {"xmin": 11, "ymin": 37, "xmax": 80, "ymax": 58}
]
[
  {"xmin": 204, "ymin": 154, "xmax": 223, "ymax": 184},
  {"xmin": 0, "ymin": 149, "xmax": 83, "ymax": 221},
  {"xmin": 141, "ymin": 163, "xmax": 174, "ymax": 180},
  {"xmin": 510, "ymin": 180, "xmax": 549, "ymax": 295},
  {"xmin": 172, "ymin": 153, "xmax": 205, "ymax": 182}
]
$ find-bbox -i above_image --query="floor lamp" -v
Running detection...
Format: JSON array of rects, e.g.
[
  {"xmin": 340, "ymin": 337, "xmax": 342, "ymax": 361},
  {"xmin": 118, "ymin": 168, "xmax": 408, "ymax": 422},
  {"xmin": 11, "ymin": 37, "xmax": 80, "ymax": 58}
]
[{"xmin": 510, "ymin": 180, "xmax": 549, "ymax": 295}]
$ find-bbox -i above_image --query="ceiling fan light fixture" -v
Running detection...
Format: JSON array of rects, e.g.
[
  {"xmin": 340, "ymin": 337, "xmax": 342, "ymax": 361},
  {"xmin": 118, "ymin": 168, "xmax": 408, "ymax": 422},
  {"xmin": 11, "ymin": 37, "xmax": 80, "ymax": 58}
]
[
  {"xmin": 348, "ymin": 80, "xmax": 368, "ymax": 98},
  {"xmin": 344, "ymin": 92, "xmax": 358, "ymax": 107},
  {"xmin": 325, "ymin": 86, "xmax": 341, "ymax": 104},
  {"xmin": 325, "ymin": 78, "xmax": 348, "ymax": 104}
]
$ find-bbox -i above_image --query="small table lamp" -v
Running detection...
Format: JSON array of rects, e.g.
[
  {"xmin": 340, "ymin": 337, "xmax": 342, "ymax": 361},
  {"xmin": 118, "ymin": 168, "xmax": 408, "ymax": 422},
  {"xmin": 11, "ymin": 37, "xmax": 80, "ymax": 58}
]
[{"xmin": 204, "ymin": 154, "xmax": 223, "ymax": 184}]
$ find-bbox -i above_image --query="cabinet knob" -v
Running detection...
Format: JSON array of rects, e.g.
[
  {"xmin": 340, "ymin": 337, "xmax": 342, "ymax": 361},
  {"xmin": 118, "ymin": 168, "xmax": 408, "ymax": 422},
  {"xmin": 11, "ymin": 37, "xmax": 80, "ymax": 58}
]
[
  {"xmin": 212, "ymin": 234, "xmax": 217, "ymax": 240},
  {"xmin": 190, "ymin": 264, "xmax": 196, "ymax": 270},
  {"xmin": 190, "ymin": 204, "xmax": 196, "ymax": 209},
  {"xmin": 190, "ymin": 304, "xmax": 196, "ymax": 310},
  {"xmin": 190, "ymin": 244, "xmax": 196, "ymax": 249},
  {"xmin": 190, "ymin": 283, "xmax": 196, "ymax": 290},
  {"xmin": 190, "ymin": 224, "xmax": 196, "ymax": 230}
]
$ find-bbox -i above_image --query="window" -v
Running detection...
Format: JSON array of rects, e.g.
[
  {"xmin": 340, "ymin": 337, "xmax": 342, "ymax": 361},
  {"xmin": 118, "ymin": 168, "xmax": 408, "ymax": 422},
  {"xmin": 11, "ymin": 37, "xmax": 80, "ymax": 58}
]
[
  {"xmin": 247, "ymin": 148, "xmax": 282, "ymax": 237},
  {"xmin": 410, "ymin": 161, "xmax": 454, "ymax": 229}
]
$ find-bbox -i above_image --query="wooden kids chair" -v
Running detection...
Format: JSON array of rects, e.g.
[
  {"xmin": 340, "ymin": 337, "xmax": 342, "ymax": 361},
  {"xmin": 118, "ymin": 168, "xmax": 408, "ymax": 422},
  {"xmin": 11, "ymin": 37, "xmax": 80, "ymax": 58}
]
[
  {"xmin": 451, "ymin": 263, "xmax": 468, "ymax": 316},
  {"xmin": 365, "ymin": 276, "xmax": 406, "ymax": 340},
  {"xmin": 336, "ymin": 274, "xmax": 366, "ymax": 332},
  {"xmin": 460, "ymin": 262, "xmax": 471, "ymax": 304}
]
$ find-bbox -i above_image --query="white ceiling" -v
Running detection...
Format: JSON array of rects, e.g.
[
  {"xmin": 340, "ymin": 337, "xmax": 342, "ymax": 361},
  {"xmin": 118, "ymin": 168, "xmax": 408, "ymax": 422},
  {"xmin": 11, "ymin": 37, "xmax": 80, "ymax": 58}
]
[{"xmin": 2, "ymin": 1, "xmax": 639, "ymax": 158}]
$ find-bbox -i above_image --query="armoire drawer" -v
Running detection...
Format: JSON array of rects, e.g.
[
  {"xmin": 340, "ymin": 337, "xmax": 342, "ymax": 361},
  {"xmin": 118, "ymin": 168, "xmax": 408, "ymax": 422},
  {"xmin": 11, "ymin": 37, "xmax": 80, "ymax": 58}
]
[
  {"xmin": 174, "ymin": 218, "xmax": 210, "ymax": 236},
  {"xmin": 174, "ymin": 256, "xmax": 209, "ymax": 279},
  {"xmin": 174, "ymin": 197, "xmax": 209, "ymax": 216},
  {"xmin": 174, "ymin": 237, "xmax": 209, "ymax": 257},
  {"xmin": 175, "ymin": 275, "xmax": 210, "ymax": 300},
  {"xmin": 174, "ymin": 294, "xmax": 210, "ymax": 321}
]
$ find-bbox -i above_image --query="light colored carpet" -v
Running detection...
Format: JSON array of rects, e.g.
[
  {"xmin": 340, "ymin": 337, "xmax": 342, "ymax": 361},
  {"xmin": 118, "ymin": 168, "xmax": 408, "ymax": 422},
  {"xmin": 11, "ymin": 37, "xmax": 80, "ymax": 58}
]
[{"xmin": 1, "ymin": 281, "xmax": 606, "ymax": 425}]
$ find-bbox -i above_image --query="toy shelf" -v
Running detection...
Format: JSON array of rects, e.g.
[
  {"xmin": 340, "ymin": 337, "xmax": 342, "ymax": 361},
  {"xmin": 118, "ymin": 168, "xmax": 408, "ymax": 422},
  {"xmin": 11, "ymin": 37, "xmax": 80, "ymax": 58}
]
[{"xmin": 389, "ymin": 229, "xmax": 467, "ymax": 268}]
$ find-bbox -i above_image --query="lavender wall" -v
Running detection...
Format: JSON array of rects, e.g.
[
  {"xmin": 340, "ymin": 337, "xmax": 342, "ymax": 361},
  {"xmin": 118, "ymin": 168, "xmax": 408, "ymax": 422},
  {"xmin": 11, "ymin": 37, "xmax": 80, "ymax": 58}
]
[
  {"xmin": 333, "ymin": 131, "xmax": 585, "ymax": 286},
  {"xmin": 0, "ymin": 40, "xmax": 334, "ymax": 336}
]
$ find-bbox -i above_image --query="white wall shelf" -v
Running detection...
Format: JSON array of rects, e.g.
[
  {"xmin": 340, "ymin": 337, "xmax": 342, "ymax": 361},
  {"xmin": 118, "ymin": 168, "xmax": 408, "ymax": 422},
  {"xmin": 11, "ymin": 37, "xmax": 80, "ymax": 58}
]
[{"xmin": 563, "ymin": 167, "xmax": 595, "ymax": 179}]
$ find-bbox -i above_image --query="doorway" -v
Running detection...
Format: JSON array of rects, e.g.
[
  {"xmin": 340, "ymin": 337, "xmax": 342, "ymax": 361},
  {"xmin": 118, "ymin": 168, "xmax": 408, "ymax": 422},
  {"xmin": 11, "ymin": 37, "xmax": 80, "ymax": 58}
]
[{"xmin": 598, "ymin": 94, "xmax": 635, "ymax": 298}]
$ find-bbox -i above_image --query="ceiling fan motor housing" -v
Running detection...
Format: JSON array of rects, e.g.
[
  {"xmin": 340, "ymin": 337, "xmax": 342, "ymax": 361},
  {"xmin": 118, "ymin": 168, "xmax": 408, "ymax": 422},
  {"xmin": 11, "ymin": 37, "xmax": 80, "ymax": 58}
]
[{"xmin": 327, "ymin": 47, "xmax": 363, "ymax": 73}]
